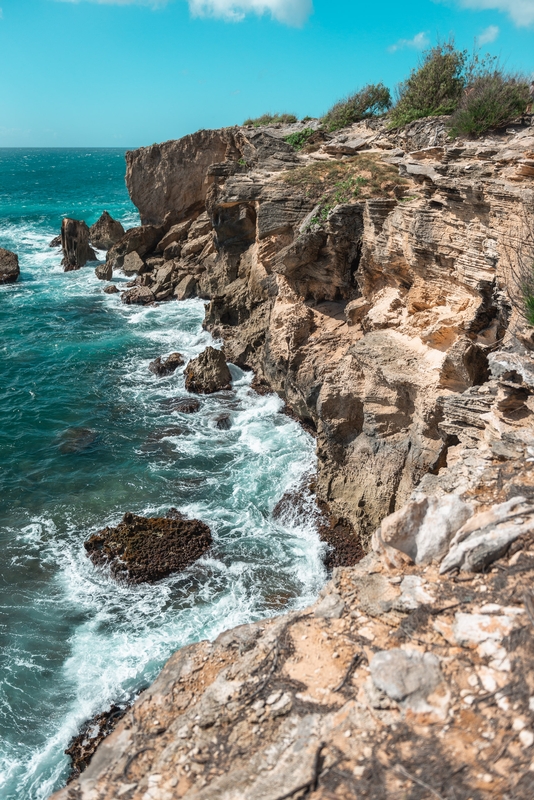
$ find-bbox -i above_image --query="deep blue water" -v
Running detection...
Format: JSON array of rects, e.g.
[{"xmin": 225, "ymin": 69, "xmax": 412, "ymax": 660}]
[{"xmin": 0, "ymin": 149, "xmax": 324, "ymax": 799}]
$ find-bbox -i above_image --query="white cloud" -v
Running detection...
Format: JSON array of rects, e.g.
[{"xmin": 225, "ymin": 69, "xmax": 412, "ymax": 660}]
[
  {"xmin": 456, "ymin": 0, "xmax": 534, "ymax": 27},
  {"xmin": 388, "ymin": 31, "xmax": 430, "ymax": 53},
  {"xmin": 55, "ymin": 0, "xmax": 313, "ymax": 24},
  {"xmin": 477, "ymin": 23, "xmax": 500, "ymax": 41},
  {"xmin": 188, "ymin": 0, "xmax": 311, "ymax": 24}
]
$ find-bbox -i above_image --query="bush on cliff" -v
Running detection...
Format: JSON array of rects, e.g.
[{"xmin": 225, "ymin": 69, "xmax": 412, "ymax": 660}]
[
  {"xmin": 284, "ymin": 129, "xmax": 315, "ymax": 150},
  {"xmin": 389, "ymin": 42, "xmax": 466, "ymax": 128},
  {"xmin": 448, "ymin": 71, "xmax": 530, "ymax": 138},
  {"xmin": 322, "ymin": 83, "xmax": 392, "ymax": 132},
  {"xmin": 243, "ymin": 113, "xmax": 297, "ymax": 127}
]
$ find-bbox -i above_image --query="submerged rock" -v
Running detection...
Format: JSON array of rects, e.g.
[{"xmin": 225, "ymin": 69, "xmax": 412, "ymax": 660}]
[
  {"xmin": 95, "ymin": 261, "xmax": 113, "ymax": 281},
  {"xmin": 215, "ymin": 414, "xmax": 231, "ymax": 430},
  {"xmin": 57, "ymin": 427, "xmax": 99, "ymax": 454},
  {"xmin": 61, "ymin": 218, "xmax": 97, "ymax": 271},
  {"xmin": 184, "ymin": 347, "xmax": 232, "ymax": 394},
  {"xmin": 84, "ymin": 511, "xmax": 212, "ymax": 584},
  {"xmin": 89, "ymin": 211, "xmax": 125, "ymax": 251},
  {"xmin": 148, "ymin": 352, "xmax": 184, "ymax": 376},
  {"xmin": 160, "ymin": 397, "xmax": 201, "ymax": 414},
  {"xmin": 0, "ymin": 248, "xmax": 20, "ymax": 284}
]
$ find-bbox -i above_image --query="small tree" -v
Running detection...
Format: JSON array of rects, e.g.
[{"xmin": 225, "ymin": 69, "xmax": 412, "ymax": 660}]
[
  {"xmin": 322, "ymin": 83, "xmax": 392, "ymax": 132},
  {"xmin": 389, "ymin": 42, "xmax": 466, "ymax": 128}
]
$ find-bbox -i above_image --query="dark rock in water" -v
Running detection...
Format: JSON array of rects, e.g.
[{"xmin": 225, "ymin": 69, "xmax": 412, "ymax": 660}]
[
  {"xmin": 0, "ymin": 248, "xmax": 20, "ymax": 284},
  {"xmin": 49, "ymin": 235, "xmax": 62, "ymax": 248},
  {"xmin": 166, "ymin": 507, "xmax": 185, "ymax": 520},
  {"xmin": 103, "ymin": 285, "xmax": 119, "ymax": 294},
  {"xmin": 273, "ymin": 489, "xmax": 363, "ymax": 569},
  {"xmin": 184, "ymin": 347, "xmax": 232, "ymax": 394},
  {"xmin": 65, "ymin": 704, "xmax": 128, "ymax": 782},
  {"xmin": 61, "ymin": 218, "xmax": 97, "ymax": 271},
  {"xmin": 149, "ymin": 352, "xmax": 184, "ymax": 376},
  {"xmin": 215, "ymin": 414, "xmax": 232, "ymax": 430},
  {"xmin": 140, "ymin": 427, "xmax": 183, "ymax": 454},
  {"xmin": 121, "ymin": 285, "xmax": 155, "ymax": 305},
  {"xmin": 58, "ymin": 427, "xmax": 99, "ymax": 454},
  {"xmin": 84, "ymin": 511, "xmax": 212, "ymax": 584},
  {"xmin": 89, "ymin": 211, "xmax": 125, "ymax": 251},
  {"xmin": 160, "ymin": 397, "xmax": 201, "ymax": 414},
  {"xmin": 95, "ymin": 261, "xmax": 113, "ymax": 281}
]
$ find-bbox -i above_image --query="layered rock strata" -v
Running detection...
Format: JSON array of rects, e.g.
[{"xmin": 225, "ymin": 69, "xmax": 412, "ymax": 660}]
[{"xmin": 61, "ymin": 218, "xmax": 97, "ymax": 271}]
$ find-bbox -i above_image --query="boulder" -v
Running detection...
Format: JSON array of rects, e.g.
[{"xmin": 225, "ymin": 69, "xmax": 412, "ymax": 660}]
[
  {"xmin": 215, "ymin": 414, "xmax": 232, "ymax": 430},
  {"xmin": 156, "ymin": 219, "xmax": 192, "ymax": 252},
  {"xmin": 89, "ymin": 211, "xmax": 125, "ymax": 251},
  {"xmin": 174, "ymin": 275, "xmax": 197, "ymax": 300},
  {"xmin": 372, "ymin": 495, "xmax": 474, "ymax": 565},
  {"xmin": 84, "ymin": 511, "xmax": 212, "ymax": 584},
  {"xmin": 121, "ymin": 286, "xmax": 155, "ymax": 305},
  {"xmin": 184, "ymin": 347, "xmax": 232, "ymax": 394},
  {"xmin": 0, "ymin": 248, "xmax": 20, "ymax": 284},
  {"xmin": 106, "ymin": 225, "xmax": 164, "ymax": 272},
  {"xmin": 122, "ymin": 251, "xmax": 145, "ymax": 275},
  {"xmin": 61, "ymin": 218, "xmax": 97, "ymax": 271},
  {"xmin": 103, "ymin": 285, "xmax": 119, "ymax": 295},
  {"xmin": 370, "ymin": 648, "xmax": 444, "ymax": 713},
  {"xmin": 95, "ymin": 262, "xmax": 112, "ymax": 281},
  {"xmin": 148, "ymin": 352, "xmax": 184, "ymax": 376}
]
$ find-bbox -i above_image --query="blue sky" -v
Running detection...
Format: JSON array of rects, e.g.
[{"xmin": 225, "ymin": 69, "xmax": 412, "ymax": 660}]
[{"xmin": 0, "ymin": 0, "xmax": 533, "ymax": 146}]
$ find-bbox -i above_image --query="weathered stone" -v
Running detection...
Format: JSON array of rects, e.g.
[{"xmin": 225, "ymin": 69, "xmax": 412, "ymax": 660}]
[
  {"xmin": 89, "ymin": 211, "xmax": 125, "ymax": 251},
  {"xmin": 163, "ymin": 397, "xmax": 201, "ymax": 414},
  {"xmin": 148, "ymin": 352, "xmax": 184, "ymax": 376},
  {"xmin": 122, "ymin": 251, "xmax": 145, "ymax": 275},
  {"xmin": 106, "ymin": 225, "xmax": 164, "ymax": 272},
  {"xmin": 103, "ymin": 285, "xmax": 119, "ymax": 294},
  {"xmin": 157, "ymin": 219, "xmax": 193, "ymax": 252},
  {"xmin": 61, "ymin": 218, "xmax": 96, "ymax": 270},
  {"xmin": 121, "ymin": 286, "xmax": 155, "ymax": 305},
  {"xmin": 370, "ymin": 648, "xmax": 443, "ymax": 711},
  {"xmin": 49, "ymin": 235, "xmax": 61, "ymax": 248},
  {"xmin": 373, "ymin": 495, "xmax": 474, "ymax": 565},
  {"xmin": 84, "ymin": 511, "xmax": 212, "ymax": 584},
  {"xmin": 184, "ymin": 347, "xmax": 232, "ymax": 394},
  {"xmin": 215, "ymin": 414, "xmax": 231, "ymax": 430},
  {"xmin": 174, "ymin": 275, "xmax": 197, "ymax": 300},
  {"xmin": 95, "ymin": 261, "xmax": 112, "ymax": 281},
  {"xmin": 0, "ymin": 248, "xmax": 20, "ymax": 284}
]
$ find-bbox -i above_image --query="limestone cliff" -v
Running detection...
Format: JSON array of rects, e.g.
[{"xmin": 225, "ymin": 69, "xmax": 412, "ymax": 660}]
[{"xmin": 54, "ymin": 117, "xmax": 534, "ymax": 799}]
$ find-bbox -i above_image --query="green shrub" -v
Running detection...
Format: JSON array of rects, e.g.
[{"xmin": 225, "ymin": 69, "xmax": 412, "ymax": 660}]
[
  {"xmin": 284, "ymin": 129, "xmax": 315, "ymax": 150},
  {"xmin": 389, "ymin": 42, "xmax": 466, "ymax": 129},
  {"xmin": 448, "ymin": 72, "xmax": 529, "ymax": 138},
  {"xmin": 322, "ymin": 83, "xmax": 392, "ymax": 132},
  {"xmin": 243, "ymin": 113, "xmax": 298, "ymax": 127}
]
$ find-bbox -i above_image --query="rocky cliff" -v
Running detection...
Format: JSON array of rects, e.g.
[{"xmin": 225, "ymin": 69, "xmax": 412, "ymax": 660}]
[{"xmin": 53, "ymin": 117, "xmax": 534, "ymax": 798}]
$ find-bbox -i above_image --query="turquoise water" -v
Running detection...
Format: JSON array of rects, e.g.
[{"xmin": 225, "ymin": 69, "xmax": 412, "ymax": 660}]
[{"xmin": 0, "ymin": 149, "xmax": 324, "ymax": 799}]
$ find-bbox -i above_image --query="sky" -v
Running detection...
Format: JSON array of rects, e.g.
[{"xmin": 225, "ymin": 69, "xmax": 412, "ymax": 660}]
[{"xmin": 0, "ymin": 0, "xmax": 533, "ymax": 146}]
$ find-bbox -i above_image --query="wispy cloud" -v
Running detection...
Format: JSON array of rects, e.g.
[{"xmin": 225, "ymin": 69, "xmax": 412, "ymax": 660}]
[
  {"xmin": 477, "ymin": 23, "xmax": 500, "ymax": 42},
  {"xmin": 55, "ymin": 0, "xmax": 313, "ymax": 24},
  {"xmin": 189, "ymin": 0, "xmax": 312, "ymax": 25},
  {"xmin": 456, "ymin": 0, "xmax": 534, "ymax": 27},
  {"xmin": 388, "ymin": 31, "xmax": 430, "ymax": 53}
]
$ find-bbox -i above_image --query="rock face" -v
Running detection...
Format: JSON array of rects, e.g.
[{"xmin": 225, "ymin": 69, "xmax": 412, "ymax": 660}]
[
  {"xmin": 61, "ymin": 218, "xmax": 97, "ymax": 270},
  {"xmin": 0, "ymin": 248, "xmax": 20, "ymax": 284},
  {"xmin": 89, "ymin": 211, "xmax": 125, "ymax": 251},
  {"xmin": 184, "ymin": 347, "xmax": 232, "ymax": 393},
  {"xmin": 148, "ymin": 352, "xmax": 184, "ymax": 376},
  {"xmin": 84, "ymin": 511, "xmax": 212, "ymax": 584},
  {"xmin": 52, "ymin": 116, "xmax": 534, "ymax": 800}
]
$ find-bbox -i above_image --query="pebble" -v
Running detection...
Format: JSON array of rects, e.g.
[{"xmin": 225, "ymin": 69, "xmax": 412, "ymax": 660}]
[{"xmin": 519, "ymin": 730, "xmax": 534, "ymax": 748}]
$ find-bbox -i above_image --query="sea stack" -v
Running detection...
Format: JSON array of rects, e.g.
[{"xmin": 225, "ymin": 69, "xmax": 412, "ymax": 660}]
[{"xmin": 0, "ymin": 248, "xmax": 20, "ymax": 284}]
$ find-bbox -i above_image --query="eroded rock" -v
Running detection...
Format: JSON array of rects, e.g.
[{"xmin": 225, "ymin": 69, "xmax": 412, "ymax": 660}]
[
  {"xmin": 84, "ymin": 511, "xmax": 212, "ymax": 584},
  {"xmin": 148, "ymin": 352, "xmax": 184, "ymax": 376},
  {"xmin": 89, "ymin": 211, "xmax": 125, "ymax": 251},
  {"xmin": 61, "ymin": 218, "xmax": 97, "ymax": 271},
  {"xmin": 0, "ymin": 248, "xmax": 20, "ymax": 284},
  {"xmin": 184, "ymin": 347, "xmax": 232, "ymax": 394}
]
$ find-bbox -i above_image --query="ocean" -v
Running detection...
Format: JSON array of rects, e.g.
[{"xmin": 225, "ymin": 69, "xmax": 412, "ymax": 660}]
[{"xmin": 0, "ymin": 148, "xmax": 325, "ymax": 799}]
